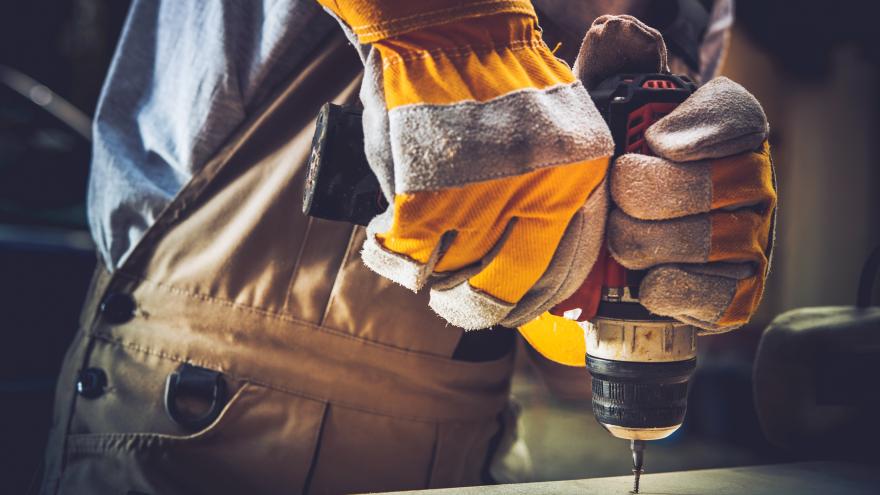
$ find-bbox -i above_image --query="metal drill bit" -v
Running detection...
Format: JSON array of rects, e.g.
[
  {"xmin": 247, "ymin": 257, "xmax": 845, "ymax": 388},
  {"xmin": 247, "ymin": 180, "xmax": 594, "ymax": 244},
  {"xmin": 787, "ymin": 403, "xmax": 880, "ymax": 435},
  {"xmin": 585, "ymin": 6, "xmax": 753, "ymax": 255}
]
[{"xmin": 630, "ymin": 440, "xmax": 645, "ymax": 494}]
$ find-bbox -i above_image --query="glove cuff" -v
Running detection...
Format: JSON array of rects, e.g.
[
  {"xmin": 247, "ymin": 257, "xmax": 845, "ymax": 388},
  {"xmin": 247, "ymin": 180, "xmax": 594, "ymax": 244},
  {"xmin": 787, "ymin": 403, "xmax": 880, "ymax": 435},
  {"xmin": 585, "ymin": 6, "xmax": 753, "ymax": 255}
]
[{"xmin": 317, "ymin": 0, "xmax": 537, "ymax": 44}]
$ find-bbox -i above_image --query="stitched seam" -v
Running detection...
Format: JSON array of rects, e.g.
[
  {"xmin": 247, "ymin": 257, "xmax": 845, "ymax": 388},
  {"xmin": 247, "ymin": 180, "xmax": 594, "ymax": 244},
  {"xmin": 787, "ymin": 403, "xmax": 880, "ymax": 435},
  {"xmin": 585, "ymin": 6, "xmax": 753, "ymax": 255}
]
[
  {"xmin": 710, "ymin": 277, "xmax": 741, "ymax": 322},
  {"xmin": 351, "ymin": 1, "xmax": 532, "ymax": 33},
  {"xmin": 381, "ymin": 39, "xmax": 546, "ymax": 68},
  {"xmin": 391, "ymin": 80, "xmax": 582, "ymax": 111},
  {"xmin": 400, "ymin": 155, "xmax": 609, "ymax": 194},
  {"xmin": 111, "ymin": 271, "xmax": 492, "ymax": 365},
  {"xmin": 301, "ymin": 403, "xmax": 329, "ymax": 494},
  {"xmin": 361, "ymin": 234, "xmax": 429, "ymax": 288},
  {"xmin": 319, "ymin": 225, "xmax": 359, "ymax": 326},
  {"xmin": 426, "ymin": 423, "xmax": 441, "ymax": 487},
  {"xmin": 283, "ymin": 215, "xmax": 314, "ymax": 314},
  {"xmin": 119, "ymin": 272, "xmax": 341, "ymax": 330},
  {"xmin": 66, "ymin": 385, "xmax": 254, "ymax": 450},
  {"xmin": 85, "ymin": 333, "xmax": 499, "ymax": 424},
  {"xmin": 359, "ymin": 10, "xmax": 536, "ymax": 42},
  {"xmin": 537, "ymin": 193, "xmax": 590, "ymax": 307},
  {"xmin": 59, "ymin": 322, "xmax": 104, "ymax": 484},
  {"xmin": 349, "ymin": 0, "xmax": 525, "ymax": 29}
]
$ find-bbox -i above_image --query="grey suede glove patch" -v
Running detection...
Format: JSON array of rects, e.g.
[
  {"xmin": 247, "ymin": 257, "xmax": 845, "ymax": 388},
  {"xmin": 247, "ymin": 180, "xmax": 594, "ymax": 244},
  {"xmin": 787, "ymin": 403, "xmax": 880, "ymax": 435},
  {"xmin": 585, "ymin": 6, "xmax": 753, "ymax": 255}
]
[
  {"xmin": 574, "ymin": 14, "xmax": 669, "ymax": 91},
  {"xmin": 645, "ymin": 77, "xmax": 770, "ymax": 162}
]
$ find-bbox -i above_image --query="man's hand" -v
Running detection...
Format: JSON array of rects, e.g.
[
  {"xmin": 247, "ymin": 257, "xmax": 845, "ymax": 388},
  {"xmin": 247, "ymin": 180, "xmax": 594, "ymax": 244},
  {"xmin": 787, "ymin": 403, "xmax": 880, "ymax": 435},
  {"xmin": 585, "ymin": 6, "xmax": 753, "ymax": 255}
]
[
  {"xmin": 609, "ymin": 76, "xmax": 775, "ymax": 331},
  {"xmin": 319, "ymin": 0, "xmax": 614, "ymax": 329},
  {"xmin": 563, "ymin": 14, "xmax": 776, "ymax": 333},
  {"xmin": 520, "ymin": 14, "xmax": 776, "ymax": 367}
]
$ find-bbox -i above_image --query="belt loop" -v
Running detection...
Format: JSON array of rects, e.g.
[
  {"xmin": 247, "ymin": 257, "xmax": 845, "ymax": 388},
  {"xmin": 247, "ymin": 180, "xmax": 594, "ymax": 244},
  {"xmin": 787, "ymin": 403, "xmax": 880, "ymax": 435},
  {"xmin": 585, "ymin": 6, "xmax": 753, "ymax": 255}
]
[{"xmin": 164, "ymin": 363, "xmax": 228, "ymax": 431}]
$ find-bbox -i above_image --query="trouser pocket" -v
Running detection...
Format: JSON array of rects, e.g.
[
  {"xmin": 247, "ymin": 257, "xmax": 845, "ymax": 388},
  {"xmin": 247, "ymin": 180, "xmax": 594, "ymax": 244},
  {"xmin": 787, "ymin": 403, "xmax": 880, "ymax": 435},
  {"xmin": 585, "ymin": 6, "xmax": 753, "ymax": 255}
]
[{"xmin": 55, "ymin": 338, "xmax": 327, "ymax": 495}]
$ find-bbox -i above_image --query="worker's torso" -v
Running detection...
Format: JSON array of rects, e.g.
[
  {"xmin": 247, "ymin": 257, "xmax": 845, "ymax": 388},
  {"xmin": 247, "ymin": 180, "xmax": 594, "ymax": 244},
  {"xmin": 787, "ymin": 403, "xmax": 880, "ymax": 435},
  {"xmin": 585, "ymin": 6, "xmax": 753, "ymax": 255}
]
[{"xmin": 42, "ymin": 32, "xmax": 514, "ymax": 495}]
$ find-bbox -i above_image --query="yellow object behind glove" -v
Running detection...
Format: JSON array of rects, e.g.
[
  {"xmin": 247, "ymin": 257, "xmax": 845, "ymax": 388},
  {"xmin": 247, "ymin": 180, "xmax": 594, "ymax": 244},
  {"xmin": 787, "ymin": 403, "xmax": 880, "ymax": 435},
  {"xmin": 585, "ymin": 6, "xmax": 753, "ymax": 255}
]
[{"xmin": 518, "ymin": 312, "xmax": 587, "ymax": 367}]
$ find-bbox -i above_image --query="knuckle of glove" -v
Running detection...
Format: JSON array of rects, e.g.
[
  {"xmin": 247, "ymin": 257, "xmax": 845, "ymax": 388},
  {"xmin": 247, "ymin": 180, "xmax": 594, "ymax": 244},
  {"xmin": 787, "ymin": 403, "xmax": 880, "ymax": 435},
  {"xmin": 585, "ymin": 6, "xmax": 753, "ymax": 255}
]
[
  {"xmin": 639, "ymin": 265, "xmax": 744, "ymax": 333},
  {"xmin": 645, "ymin": 77, "xmax": 770, "ymax": 162},
  {"xmin": 575, "ymin": 15, "xmax": 668, "ymax": 90},
  {"xmin": 607, "ymin": 209, "xmax": 710, "ymax": 270},
  {"xmin": 611, "ymin": 154, "xmax": 712, "ymax": 220}
]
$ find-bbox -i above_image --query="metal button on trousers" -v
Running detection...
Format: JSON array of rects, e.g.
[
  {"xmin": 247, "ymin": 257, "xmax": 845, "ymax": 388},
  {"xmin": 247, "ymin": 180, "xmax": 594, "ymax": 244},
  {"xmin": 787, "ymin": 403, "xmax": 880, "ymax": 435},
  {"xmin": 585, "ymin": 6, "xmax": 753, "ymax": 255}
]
[
  {"xmin": 100, "ymin": 292, "xmax": 135, "ymax": 324},
  {"xmin": 75, "ymin": 368, "xmax": 107, "ymax": 399}
]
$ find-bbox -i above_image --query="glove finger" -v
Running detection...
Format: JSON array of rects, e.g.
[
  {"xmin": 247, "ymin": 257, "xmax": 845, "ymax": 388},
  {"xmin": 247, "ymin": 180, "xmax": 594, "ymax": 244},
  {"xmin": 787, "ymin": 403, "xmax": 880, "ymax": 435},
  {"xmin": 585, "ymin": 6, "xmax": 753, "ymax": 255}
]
[
  {"xmin": 427, "ymin": 154, "xmax": 607, "ymax": 273},
  {"xmin": 574, "ymin": 15, "xmax": 668, "ymax": 90},
  {"xmin": 429, "ymin": 214, "xmax": 571, "ymax": 330},
  {"xmin": 361, "ymin": 206, "xmax": 449, "ymax": 292},
  {"xmin": 503, "ymin": 178, "xmax": 608, "ymax": 328},
  {"xmin": 640, "ymin": 262, "xmax": 765, "ymax": 332},
  {"xmin": 645, "ymin": 77, "xmax": 769, "ymax": 162},
  {"xmin": 368, "ymin": 171, "xmax": 522, "ymax": 289},
  {"xmin": 608, "ymin": 208, "xmax": 771, "ymax": 270},
  {"xmin": 365, "ymin": 187, "xmax": 516, "ymax": 293},
  {"xmin": 611, "ymin": 142, "xmax": 774, "ymax": 220}
]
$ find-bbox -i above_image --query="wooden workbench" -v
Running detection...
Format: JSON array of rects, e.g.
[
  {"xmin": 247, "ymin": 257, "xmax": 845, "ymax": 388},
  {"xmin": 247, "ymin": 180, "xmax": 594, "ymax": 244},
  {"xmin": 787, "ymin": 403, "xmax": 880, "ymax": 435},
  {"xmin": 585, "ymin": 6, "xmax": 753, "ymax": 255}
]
[{"xmin": 370, "ymin": 462, "xmax": 878, "ymax": 494}]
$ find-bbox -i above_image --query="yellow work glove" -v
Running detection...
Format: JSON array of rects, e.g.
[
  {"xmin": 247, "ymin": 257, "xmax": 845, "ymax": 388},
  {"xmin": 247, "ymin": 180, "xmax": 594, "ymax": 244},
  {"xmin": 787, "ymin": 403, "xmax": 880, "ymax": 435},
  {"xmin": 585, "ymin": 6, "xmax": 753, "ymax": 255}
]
[
  {"xmin": 520, "ymin": 15, "xmax": 777, "ymax": 366},
  {"xmin": 318, "ymin": 0, "xmax": 614, "ymax": 329}
]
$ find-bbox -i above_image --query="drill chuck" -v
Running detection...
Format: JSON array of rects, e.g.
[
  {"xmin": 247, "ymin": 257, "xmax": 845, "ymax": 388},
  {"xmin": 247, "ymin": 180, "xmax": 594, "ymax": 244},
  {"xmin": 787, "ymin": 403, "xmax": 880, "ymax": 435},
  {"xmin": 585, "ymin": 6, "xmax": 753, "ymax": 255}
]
[{"xmin": 584, "ymin": 316, "xmax": 697, "ymax": 441}]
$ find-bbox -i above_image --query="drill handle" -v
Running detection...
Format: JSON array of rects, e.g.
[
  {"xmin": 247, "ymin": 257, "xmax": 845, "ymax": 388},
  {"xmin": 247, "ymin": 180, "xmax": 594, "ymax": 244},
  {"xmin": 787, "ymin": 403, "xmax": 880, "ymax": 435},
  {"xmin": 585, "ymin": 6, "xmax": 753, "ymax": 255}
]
[{"xmin": 550, "ymin": 73, "xmax": 695, "ymax": 320}]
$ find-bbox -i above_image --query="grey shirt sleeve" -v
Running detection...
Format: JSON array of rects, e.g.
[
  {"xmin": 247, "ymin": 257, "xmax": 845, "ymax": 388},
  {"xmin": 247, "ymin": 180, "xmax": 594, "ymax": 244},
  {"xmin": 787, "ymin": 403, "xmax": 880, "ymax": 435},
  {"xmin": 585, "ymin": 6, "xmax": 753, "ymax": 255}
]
[{"xmin": 88, "ymin": 0, "xmax": 336, "ymax": 270}]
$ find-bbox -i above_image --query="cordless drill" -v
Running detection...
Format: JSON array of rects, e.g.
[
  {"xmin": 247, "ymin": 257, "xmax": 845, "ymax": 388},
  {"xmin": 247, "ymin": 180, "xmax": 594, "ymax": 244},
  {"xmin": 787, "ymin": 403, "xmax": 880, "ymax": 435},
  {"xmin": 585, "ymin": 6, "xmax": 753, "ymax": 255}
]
[
  {"xmin": 302, "ymin": 67, "xmax": 696, "ymax": 494},
  {"xmin": 566, "ymin": 72, "xmax": 697, "ymax": 493}
]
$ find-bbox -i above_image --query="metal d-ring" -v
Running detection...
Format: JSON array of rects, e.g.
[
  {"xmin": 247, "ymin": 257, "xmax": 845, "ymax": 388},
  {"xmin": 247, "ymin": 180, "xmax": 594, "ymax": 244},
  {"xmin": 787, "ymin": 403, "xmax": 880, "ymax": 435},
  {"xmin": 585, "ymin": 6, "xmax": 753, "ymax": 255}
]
[{"xmin": 164, "ymin": 363, "xmax": 228, "ymax": 431}]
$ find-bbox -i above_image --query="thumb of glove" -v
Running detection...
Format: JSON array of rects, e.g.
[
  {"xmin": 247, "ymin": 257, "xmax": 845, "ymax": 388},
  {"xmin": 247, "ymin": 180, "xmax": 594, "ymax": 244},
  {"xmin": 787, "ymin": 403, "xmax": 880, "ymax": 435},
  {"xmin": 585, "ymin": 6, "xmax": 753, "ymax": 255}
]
[{"xmin": 574, "ymin": 15, "xmax": 670, "ymax": 90}]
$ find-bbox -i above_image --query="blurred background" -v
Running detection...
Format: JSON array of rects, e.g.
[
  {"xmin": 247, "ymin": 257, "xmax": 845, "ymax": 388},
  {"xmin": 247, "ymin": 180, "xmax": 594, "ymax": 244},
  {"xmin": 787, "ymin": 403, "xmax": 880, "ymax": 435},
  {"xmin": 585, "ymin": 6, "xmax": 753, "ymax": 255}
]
[{"xmin": 1, "ymin": 0, "xmax": 877, "ymax": 493}]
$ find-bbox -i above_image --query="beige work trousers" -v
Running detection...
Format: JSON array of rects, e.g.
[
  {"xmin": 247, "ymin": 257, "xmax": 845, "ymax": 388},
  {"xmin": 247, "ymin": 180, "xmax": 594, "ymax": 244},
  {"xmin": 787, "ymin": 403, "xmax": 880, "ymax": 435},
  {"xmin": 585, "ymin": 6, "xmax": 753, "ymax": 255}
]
[{"xmin": 40, "ymin": 31, "xmax": 515, "ymax": 495}]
